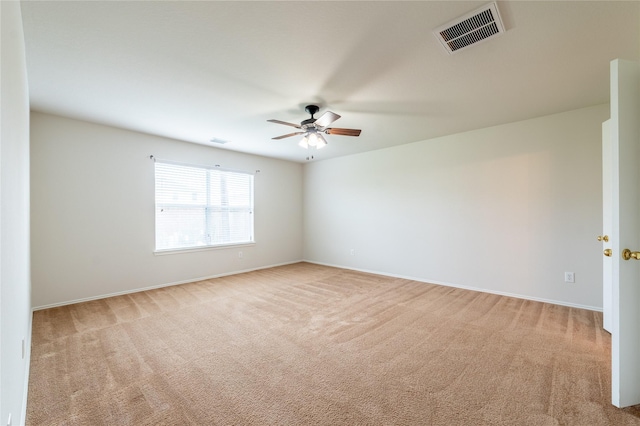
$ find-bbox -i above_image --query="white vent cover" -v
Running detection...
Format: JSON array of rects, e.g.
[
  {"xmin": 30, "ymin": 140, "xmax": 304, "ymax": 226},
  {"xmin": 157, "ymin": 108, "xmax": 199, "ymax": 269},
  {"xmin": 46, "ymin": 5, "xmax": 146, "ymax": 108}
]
[{"xmin": 433, "ymin": 2, "xmax": 505, "ymax": 55}]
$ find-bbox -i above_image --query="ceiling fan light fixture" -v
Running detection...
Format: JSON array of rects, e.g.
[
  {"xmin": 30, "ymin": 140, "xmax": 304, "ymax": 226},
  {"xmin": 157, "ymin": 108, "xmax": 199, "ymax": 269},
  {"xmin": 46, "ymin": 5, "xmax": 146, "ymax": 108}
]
[
  {"xmin": 298, "ymin": 132, "xmax": 327, "ymax": 150},
  {"xmin": 316, "ymin": 133, "xmax": 328, "ymax": 149},
  {"xmin": 298, "ymin": 135, "xmax": 309, "ymax": 149},
  {"xmin": 307, "ymin": 132, "xmax": 319, "ymax": 147}
]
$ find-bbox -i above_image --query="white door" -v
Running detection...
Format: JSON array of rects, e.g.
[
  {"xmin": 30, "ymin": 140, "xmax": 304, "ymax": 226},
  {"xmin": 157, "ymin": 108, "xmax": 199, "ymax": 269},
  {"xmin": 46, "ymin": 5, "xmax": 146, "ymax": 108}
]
[
  {"xmin": 610, "ymin": 58, "xmax": 640, "ymax": 408},
  {"xmin": 601, "ymin": 119, "xmax": 612, "ymax": 333}
]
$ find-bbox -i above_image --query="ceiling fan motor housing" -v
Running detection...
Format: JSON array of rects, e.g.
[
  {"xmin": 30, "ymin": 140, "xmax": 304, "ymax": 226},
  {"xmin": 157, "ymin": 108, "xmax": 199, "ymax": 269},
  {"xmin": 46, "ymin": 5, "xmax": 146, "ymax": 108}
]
[{"xmin": 301, "ymin": 119, "xmax": 316, "ymax": 128}]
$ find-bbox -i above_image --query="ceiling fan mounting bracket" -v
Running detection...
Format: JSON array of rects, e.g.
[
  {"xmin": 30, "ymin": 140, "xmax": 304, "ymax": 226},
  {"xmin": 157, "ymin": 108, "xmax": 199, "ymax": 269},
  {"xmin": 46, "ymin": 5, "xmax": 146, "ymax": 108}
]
[{"xmin": 305, "ymin": 105, "xmax": 320, "ymax": 117}]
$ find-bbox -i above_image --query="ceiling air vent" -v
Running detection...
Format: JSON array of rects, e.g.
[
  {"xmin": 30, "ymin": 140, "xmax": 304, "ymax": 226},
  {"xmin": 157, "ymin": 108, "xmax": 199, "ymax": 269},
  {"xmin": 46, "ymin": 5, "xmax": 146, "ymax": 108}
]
[
  {"xmin": 209, "ymin": 137, "xmax": 229, "ymax": 145},
  {"xmin": 433, "ymin": 2, "xmax": 505, "ymax": 55}
]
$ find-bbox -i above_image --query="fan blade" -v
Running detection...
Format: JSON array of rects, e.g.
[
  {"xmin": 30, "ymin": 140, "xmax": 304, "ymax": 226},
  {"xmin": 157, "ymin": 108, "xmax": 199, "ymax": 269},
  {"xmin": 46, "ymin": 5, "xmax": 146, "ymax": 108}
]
[
  {"xmin": 314, "ymin": 111, "xmax": 340, "ymax": 129},
  {"xmin": 272, "ymin": 132, "xmax": 304, "ymax": 140},
  {"xmin": 325, "ymin": 128, "xmax": 361, "ymax": 137},
  {"xmin": 267, "ymin": 119, "xmax": 301, "ymax": 129}
]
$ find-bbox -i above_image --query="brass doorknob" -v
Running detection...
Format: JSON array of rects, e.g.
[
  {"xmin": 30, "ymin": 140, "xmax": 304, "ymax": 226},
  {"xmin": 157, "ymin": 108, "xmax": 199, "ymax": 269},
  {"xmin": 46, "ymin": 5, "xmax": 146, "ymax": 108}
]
[
  {"xmin": 604, "ymin": 248, "xmax": 612, "ymax": 257},
  {"xmin": 622, "ymin": 249, "xmax": 640, "ymax": 260},
  {"xmin": 598, "ymin": 235, "xmax": 610, "ymax": 242}
]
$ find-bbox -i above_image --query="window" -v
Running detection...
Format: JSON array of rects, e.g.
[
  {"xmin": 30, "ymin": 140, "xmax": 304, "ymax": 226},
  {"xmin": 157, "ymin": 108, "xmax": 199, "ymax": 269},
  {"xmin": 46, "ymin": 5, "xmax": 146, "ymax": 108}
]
[{"xmin": 154, "ymin": 160, "xmax": 254, "ymax": 251}]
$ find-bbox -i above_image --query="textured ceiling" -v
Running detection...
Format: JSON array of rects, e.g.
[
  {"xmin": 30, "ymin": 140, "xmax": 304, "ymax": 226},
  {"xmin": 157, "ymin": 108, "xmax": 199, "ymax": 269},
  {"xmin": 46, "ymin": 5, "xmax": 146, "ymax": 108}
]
[{"xmin": 20, "ymin": 1, "xmax": 640, "ymax": 163}]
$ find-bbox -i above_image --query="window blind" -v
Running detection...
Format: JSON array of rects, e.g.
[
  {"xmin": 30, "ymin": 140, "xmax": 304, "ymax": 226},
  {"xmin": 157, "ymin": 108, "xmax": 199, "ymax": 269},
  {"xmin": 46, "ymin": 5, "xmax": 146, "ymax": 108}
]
[{"xmin": 155, "ymin": 161, "xmax": 254, "ymax": 251}]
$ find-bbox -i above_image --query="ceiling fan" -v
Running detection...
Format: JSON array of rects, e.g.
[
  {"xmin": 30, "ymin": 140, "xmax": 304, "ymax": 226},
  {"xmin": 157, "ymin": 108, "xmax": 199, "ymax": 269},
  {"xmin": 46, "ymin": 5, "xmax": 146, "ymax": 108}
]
[{"xmin": 268, "ymin": 105, "xmax": 361, "ymax": 149}]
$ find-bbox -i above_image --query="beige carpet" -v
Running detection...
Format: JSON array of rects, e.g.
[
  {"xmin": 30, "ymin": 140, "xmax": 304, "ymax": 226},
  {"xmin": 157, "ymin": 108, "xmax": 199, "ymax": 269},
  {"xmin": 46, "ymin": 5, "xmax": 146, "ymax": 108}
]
[{"xmin": 27, "ymin": 262, "xmax": 640, "ymax": 425}]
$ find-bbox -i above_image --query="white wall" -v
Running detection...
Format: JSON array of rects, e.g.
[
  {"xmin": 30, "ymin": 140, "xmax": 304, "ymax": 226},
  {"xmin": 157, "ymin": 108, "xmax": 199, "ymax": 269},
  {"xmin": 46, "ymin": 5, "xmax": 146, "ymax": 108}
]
[
  {"xmin": 31, "ymin": 112, "xmax": 303, "ymax": 308},
  {"xmin": 304, "ymin": 105, "xmax": 608, "ymax": 310},
  {"xmin": 31, "ymin": 104, "xmax": 606, "ymax": 310},
  {"xmin": 1, "ymin": 1, "xmax": 32, "ymax": 425}
]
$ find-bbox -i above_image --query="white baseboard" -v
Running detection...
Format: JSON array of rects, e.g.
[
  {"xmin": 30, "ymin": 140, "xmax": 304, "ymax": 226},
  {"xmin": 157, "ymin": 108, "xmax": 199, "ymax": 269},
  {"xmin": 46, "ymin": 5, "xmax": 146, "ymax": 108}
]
[
  {"xmin": 33, "ymin": 258, "xmax": 602, "ymax": 313},
  {"xmin": 303, "ymin": 260, "xmax": 603, "ymax": 312},
  {"xmin": 32, "ymin": 260, "xmax": 304, "ymax": 311}
]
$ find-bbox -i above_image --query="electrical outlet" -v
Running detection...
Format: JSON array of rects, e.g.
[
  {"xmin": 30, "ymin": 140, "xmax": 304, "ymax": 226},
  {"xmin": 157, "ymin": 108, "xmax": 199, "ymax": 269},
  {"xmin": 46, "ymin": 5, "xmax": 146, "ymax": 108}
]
[
  {"xmin": 350, "ymin": 249, "xmax": 355, "ymax": 256},
  {"xmin": 564, "ymin": 272, "xmax": 575, "ymax": 283},
  {"xmin": 238, "ymin": 251, "xmax": 243, "ymax": 259}
]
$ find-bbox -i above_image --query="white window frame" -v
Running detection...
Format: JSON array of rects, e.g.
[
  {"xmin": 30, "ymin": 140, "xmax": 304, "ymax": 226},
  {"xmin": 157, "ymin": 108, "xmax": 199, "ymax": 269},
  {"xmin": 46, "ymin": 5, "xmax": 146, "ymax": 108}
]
[{"xmin": 154, "ymin": 159, "xmax": 254, "ymax": 254}]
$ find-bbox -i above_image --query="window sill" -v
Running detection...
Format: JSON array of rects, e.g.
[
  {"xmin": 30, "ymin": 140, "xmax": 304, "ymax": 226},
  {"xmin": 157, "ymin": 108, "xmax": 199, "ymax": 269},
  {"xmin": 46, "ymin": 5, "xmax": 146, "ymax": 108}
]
[{"xmin": 154, "ymin": 242, "xmax": 255, "ymax": 256}]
